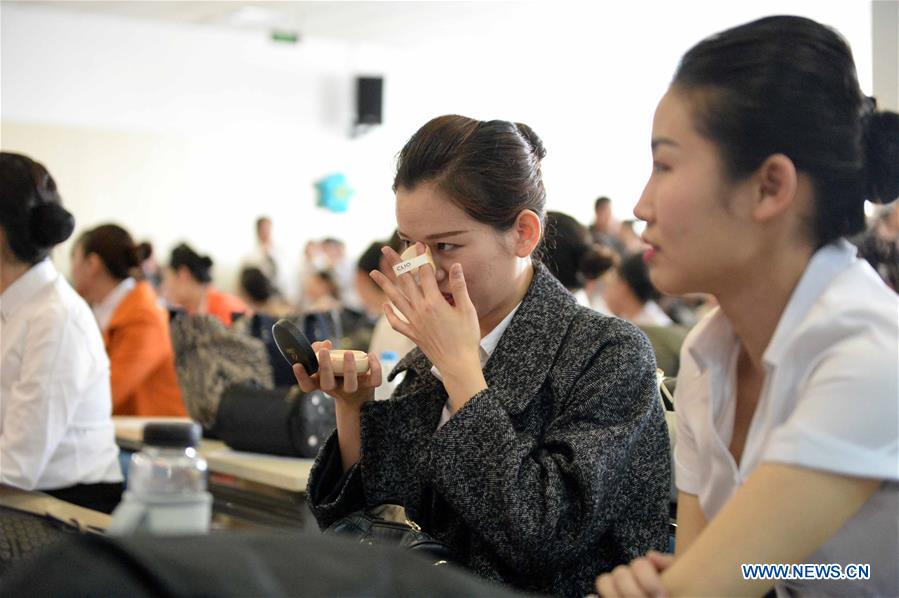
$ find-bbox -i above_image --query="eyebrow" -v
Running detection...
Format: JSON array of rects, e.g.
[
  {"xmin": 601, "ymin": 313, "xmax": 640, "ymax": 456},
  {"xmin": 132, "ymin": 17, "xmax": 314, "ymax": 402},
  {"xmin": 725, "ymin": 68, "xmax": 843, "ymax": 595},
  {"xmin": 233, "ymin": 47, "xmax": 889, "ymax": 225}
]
[
  {"xmin": 397, "ymin": 230, "xmax": 468, "ymax": 241},
  {"xmin": 651, "ymin": 137, "xmax": 680, "ymax": 151}
]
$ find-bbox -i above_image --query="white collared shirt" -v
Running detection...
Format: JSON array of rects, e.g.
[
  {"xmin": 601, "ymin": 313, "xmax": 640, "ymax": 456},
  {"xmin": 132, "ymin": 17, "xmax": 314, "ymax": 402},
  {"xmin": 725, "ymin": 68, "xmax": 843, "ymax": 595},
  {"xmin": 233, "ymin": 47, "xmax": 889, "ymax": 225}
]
[
  {"xmin": 432, "ymin": 302, "xmax": 522, "ymax": 429},
  {"xmin": 0, "ymin": 259, "xmax": 122, "ymax": 491},
  {"xmin": 92, "ymin": 277, "xmax": 136, "ymax": 331},
  {"xmin": 674, "ymin": 240, "xmax": 898, "ymax": 596}
]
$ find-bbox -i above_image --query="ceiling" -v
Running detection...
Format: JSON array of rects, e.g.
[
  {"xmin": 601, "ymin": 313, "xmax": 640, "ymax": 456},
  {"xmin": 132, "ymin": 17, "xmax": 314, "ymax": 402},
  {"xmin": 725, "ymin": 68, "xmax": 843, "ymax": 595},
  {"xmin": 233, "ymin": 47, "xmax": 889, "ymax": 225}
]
[{"xmin": 14, "ymin": 0, "xmax": 525, "ymax": 46}]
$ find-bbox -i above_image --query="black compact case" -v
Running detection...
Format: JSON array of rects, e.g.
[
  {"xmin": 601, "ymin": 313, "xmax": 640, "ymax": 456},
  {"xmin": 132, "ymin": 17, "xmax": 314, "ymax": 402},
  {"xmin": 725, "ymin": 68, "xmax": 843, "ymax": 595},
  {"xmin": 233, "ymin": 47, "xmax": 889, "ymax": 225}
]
[{"xmin": 271, "ymin": 319, "xmax": 319, "ymax": 375}]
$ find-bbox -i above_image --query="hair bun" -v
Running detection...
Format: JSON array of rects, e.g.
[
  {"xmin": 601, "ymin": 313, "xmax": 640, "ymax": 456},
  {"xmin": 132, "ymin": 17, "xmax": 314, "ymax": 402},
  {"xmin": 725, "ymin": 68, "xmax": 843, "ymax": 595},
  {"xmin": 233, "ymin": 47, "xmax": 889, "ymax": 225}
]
[
  {"xmin": 863, "ymin": 110, "xmax": 899, "ymax": 205},
  {"xmin": 515, "ymin": 122, "xmax": 547, "ymax": 161},
  {"xmin": 29, "ymin": 202, "xmax": 75, "ymax": 248}
]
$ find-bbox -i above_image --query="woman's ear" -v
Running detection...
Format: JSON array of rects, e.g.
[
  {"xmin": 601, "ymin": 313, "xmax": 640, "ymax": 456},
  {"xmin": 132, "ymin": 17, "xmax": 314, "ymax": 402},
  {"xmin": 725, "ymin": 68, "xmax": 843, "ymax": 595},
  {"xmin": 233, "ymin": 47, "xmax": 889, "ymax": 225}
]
[
  {"xmin": 512, "ymin": 209, "xmax": 543, "ymax": 258},
  {"xmin": 85, "ymin": 252, "xmax": 104, "ymax": 277},
  {"xmin": 752, "ymin": 154, "xmax": 798, "ymax": 223}
]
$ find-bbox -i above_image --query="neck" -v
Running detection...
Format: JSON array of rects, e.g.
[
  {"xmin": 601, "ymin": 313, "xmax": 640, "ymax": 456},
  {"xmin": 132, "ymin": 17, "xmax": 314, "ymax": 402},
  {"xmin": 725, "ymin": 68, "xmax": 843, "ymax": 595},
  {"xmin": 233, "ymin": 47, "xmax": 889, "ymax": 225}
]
[
  {"xmin": 715, "ymin": 244, "xmax": 814, "ymax": 370},
  {"xmin": 0, "ymin": 259, "xmax": 32, "ymax": 294},
  {"xmin": 618, "ymin": 299, "xmax": 644, "ymax": 322},
  {"xmin": 478, "ymin": 260, "xmax": 533, "ymax": 338},
  {"xmin": 183, "ymin": 283, "xmax": 207, "ymax": 314},
  {"xmin": 91, "ymin": 275, "xmax": 122, "ymax": 306}
]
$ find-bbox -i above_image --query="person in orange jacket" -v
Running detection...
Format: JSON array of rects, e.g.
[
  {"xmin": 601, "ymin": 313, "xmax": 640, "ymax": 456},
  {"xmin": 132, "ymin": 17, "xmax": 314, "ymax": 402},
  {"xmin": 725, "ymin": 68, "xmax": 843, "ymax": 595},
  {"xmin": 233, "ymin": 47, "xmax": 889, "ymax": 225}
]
[
  {"xmin": 161, "ymin": 242, "xmax": 248, "ymax": 327},
  {"xmin": 71, "ymin": 224, "xmax": 186, "ymax": 417}
]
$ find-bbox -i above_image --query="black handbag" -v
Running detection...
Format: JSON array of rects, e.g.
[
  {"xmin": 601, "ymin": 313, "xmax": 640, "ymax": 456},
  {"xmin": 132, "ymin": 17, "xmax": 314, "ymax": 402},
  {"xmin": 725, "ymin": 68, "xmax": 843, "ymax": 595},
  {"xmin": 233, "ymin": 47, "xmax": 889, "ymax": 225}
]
[
  {"xmin": 214, "ymin": 385, "xmax": 336, "ymax": 458},
  {"xmin": 324, "ymin": 505, "xmax": 454, "ymax": 565}
]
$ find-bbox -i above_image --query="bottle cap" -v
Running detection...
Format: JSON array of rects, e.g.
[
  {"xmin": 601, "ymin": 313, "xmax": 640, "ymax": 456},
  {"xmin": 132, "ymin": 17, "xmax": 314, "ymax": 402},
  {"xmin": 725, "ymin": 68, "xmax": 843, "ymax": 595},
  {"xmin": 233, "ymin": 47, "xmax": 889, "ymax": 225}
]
[{"xmin": 143, "ymin": 422, "xmax": 201, "ymax": 448}]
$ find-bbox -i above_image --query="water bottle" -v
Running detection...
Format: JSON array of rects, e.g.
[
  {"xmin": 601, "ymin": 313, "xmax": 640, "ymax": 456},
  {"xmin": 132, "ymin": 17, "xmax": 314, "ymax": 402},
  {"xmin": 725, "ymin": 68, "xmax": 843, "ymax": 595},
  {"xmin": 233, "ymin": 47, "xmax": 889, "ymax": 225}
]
[
  {"xmin": 107, "ymin": 422, "xmax": 212, "ymax": 535},
  {"xmin": 374, "ymin": 351, "xmax": 404, "ymax": 401}
]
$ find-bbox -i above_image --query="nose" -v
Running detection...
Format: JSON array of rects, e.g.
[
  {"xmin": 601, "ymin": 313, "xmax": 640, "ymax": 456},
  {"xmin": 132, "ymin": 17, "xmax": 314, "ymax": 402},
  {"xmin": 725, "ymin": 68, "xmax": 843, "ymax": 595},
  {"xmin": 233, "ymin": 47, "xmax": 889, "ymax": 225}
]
[
  {"xmin": 633, "ymin": 181, "xmax": 654, "ymax": 224},
  {"xmin": 431, "ymin": 255, "xmax": 447, "ymax": 282}
]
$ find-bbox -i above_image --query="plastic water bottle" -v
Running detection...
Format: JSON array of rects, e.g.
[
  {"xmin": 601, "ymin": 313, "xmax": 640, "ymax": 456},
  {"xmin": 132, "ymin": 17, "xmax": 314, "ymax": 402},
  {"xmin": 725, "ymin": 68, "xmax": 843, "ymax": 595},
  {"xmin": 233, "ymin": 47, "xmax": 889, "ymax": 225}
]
[
  {"xmin": 107, "ymin": 422, "xmax": 212, "ymax": 535},
  {"xmin": 374, "ymin": 351, "xmax": 403, "ymax": 401}
]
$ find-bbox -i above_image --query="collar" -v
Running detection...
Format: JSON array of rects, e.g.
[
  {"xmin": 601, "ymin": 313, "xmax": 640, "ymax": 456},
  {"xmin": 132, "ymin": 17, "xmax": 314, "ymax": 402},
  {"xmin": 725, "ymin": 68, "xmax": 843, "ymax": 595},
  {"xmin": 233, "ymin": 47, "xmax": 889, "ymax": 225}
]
[
  {"xmin": 687, "ymin": 306, "xmax": 738, "ymax": 374},
  {"xmin": 688, "ymin": 240, "xmax": 859, "ymax": 373},
  {"xmin": 0, "ymin": 259, "xmax": 58, "ymax": 324},
  {"xmin": 93, "ymin": 277, "xmax": 136, "ymax": 330},
  {"xmin": 393, "ymin": 261, "xmax": 581, "ymax": 415},
  {"xmin": 762, "ymin": 239, "xmax": 858, "ymax": 367}
]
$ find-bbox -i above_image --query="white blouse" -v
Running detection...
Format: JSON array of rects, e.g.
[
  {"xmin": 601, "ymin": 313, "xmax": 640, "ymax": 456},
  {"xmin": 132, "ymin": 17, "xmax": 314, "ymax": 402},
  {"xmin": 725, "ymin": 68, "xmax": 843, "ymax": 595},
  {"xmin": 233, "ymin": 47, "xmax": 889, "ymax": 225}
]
[
  {"xmin": 0, "ymin": 259, "xmax": 122, "ymax": 490},
  {"xmin": 674, "ymin": 240, "xmax": 898, "ymax": 596}
]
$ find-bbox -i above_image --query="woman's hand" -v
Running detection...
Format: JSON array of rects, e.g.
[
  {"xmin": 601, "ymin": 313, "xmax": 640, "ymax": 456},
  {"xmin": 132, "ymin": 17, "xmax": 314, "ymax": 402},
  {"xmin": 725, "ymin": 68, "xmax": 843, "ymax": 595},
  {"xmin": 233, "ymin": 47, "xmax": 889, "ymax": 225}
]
[
  {"xmin": 292, "ymin": 339, "xmax": 382, "ymax": 410},
  {"xmin": 370, "ymin": 243, "xmax": 486, "ymax": 410},
  {"xmin": 595, "ymin": 551, "xmax": 674, "ymax": 598}
]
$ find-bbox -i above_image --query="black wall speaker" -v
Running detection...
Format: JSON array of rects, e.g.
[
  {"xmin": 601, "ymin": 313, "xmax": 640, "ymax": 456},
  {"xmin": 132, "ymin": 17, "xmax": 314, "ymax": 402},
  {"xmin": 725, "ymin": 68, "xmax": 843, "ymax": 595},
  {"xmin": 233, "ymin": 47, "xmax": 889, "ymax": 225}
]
[{"xmin": 356, "ymin": 77, "xmax": 383, "ymax": 125}]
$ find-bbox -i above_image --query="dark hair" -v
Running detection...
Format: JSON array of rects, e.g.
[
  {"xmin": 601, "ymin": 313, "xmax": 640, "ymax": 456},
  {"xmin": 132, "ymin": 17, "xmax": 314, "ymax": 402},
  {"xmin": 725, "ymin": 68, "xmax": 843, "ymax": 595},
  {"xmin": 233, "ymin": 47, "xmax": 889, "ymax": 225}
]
[
  {"xmin": 393, "ymin": 115, "xmax": 547, "ymax": 231},
  {"xmin": 0, "ymin": 152, "xmax": 75, "ymax": 264},
  {"xmin": 357, "ymin": 242, "xmax": 383, "ymax": 274},
  {"xmin": 594, "ymin": 196, "xmax": 611, "ymax": 211},
  {"xmin": 136, "ymin": 241, "xmax": 154, "ymax": 262},
  {"xmin": 239, "ymin": 267, "xmax": 274, "ymax": 303},
  {"xmin": 310, "ymin": 269, "xmax": 340, "ymax": 301},
  {"xmin": 673, "ymin": 15, "xmax": 899, "ymax": 247},
  {"xmin": 169, "ymin": 243, "xmax": 213, "ymax": 283},
  {"xmin": 537, "ymin": 211, "xmax": 616, "ymax": 291},
  {"xmin": 76, "ymin": 224, "xmax": 140, "ymax": 281},
  {"xmin": 618, "ymin": 252, "xmax": 659, "ymax": 304}
]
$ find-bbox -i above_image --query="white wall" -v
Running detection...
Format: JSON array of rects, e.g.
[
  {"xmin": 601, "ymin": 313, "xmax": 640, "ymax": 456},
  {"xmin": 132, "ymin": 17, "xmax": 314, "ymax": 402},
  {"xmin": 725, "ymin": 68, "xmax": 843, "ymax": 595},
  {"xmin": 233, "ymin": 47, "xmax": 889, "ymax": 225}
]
[{"xmin": 1, "ymin": 1, "xmax": 873, "ymax": 294}]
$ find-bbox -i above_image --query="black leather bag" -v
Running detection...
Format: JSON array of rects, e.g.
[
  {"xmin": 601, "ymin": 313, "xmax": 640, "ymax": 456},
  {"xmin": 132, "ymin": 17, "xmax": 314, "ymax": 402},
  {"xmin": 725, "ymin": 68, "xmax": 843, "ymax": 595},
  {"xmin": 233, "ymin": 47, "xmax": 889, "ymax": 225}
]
[{"xmin": 324, "ymin": 505, "xmax": 454, "ymax": 565}]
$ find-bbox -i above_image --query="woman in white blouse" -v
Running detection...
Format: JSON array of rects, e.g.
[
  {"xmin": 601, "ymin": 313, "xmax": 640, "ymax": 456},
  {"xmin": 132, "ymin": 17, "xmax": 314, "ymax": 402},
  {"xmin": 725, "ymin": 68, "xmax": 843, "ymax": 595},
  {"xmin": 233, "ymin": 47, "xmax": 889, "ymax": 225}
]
[
  {"xmin": 0, "ymin": 152, "xmax": 122, "ymax": 513},
  {"xmin": 596, "ymin": 16, "xmax": 898, "ymax": 597}
]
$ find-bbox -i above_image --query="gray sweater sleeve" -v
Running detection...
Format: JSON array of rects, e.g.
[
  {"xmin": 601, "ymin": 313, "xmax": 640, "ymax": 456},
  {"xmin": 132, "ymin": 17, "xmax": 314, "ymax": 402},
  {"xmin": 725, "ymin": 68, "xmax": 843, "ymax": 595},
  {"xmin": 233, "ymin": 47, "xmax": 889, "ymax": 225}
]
[
  {"xmin": 427, "ymin": 322, "xmax": 663, "ymax": 572},
  {"xmin": 306, "ymin": 429, "xmax": 365, "ymax": 529}
]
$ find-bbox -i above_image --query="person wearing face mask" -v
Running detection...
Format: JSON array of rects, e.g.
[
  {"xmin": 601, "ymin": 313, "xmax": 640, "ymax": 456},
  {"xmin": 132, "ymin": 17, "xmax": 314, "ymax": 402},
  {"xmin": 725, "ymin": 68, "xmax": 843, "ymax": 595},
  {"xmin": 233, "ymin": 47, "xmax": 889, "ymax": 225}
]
[
  {"xmin": 596, "ymin": 16, "xmax": 899, "ymax": 598},
  {"xmin": 295, "ymin": 115, "xmax": 670, "ymax": 597},
  {"xmin": 0, "ymin": 152, "xmax": 122, "ymax": 513}
]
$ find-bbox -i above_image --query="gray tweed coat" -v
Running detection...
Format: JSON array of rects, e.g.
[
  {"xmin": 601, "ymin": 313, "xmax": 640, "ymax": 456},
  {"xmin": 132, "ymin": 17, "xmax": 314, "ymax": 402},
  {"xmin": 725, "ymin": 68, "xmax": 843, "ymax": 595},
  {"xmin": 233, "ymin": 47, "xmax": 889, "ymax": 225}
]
[{"xmin": 307, "ymin": 263, "xmax": 670, "ymax": 597}]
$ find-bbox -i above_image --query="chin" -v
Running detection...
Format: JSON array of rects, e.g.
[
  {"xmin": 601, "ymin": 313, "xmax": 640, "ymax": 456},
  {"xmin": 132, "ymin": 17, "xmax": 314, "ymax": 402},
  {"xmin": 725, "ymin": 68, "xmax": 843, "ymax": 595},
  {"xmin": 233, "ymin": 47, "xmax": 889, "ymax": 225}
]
[{"xmin": 648, "ymin": 268, "xmax": 687, "ymax": 297}]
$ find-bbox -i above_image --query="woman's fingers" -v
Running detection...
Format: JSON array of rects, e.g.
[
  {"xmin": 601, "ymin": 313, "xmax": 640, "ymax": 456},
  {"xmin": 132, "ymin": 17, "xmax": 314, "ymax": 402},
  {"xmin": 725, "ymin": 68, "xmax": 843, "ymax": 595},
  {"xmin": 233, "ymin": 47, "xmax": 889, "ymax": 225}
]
[
  {"xmin": 342, "ymin": 351, "xmax": 358, "ymax": 393},
  {"xmin": 370, "ymin": 270, "xmax": 415, "ymax": 320},
  {"xmin": 417, "ymin": 254, "xmax": 441, "ymax": 300},
  {"xmin": 317, "ymin": 349, "xmax": 336, "ymax": 391},
  {"xmin": 644, "ymin": 551, "xmax": 675, "ymax": 570},
  {"xmin": 383, "ymin": 244, "xmax": 424, "ymax": 304},
  {"xmin": 292, "ymin": 363, "xmax": 317, "ymax": 393},
  {"xmin": 449, "ymin": 263, "xmax": 476, "ymax": 313},
  {"xmin": 383, "ymin": 302, "xmax": 418, "ymax": 343},
  {"xmin": 366, "ymin": 351, "xmax": 383, "ymax": 388},
  {"xmin": 631, "ymin": 557, "xmax": 668, "ymax": 597},
  {"xmin": 596, "ymin": 572, "xmax": 617, "ymax": 597},
  {"xmin": 611, "ymin": 564, "xmax": 648, "ymax": 598}
]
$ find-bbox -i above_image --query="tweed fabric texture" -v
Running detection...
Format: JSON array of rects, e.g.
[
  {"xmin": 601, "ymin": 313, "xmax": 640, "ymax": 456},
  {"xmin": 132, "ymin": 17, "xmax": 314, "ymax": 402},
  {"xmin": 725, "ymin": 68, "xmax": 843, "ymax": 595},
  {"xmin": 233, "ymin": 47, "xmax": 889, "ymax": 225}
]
[{"xmin": 307, "ymin": 263, "xmax": 670, "ymax": 597}]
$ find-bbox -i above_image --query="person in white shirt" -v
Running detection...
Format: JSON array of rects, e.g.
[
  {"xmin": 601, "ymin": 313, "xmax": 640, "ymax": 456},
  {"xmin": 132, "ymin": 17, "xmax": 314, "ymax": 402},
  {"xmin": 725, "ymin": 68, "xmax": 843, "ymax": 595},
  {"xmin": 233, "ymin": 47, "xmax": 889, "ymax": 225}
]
[
  {"xmin": 0, "ymin": 152, "xmax": 123, "ymax": 514},
  {"xmin": 596, "ymin": 16, "xmax": 899, "ymax": 598}
]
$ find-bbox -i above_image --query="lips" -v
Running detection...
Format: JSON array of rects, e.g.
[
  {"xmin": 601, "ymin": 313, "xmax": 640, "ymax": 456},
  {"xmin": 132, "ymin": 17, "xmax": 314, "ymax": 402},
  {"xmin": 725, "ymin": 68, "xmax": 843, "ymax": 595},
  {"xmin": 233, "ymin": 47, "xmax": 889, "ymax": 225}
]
[{"xmin": 641, "ymin": 236, "xmax": 660, "ymax": 263}]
